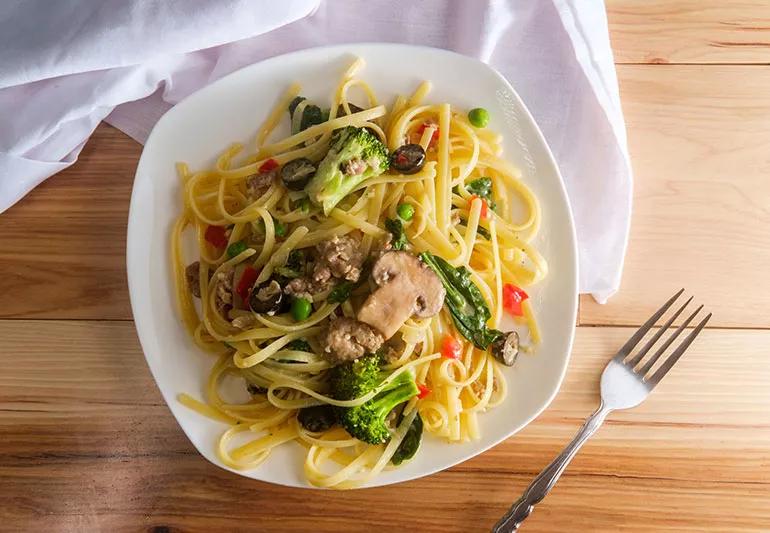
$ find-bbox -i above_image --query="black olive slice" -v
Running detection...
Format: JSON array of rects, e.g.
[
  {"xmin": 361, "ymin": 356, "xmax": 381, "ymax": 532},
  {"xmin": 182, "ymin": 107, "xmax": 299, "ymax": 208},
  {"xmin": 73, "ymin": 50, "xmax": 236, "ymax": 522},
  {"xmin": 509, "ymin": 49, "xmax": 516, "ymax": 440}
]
[
  {"xmin": 391, "ymin": 144, "xmax": 426, "ymax": 175},
  {"xmin": 249, "ymin": 280, "xmax": 284, "ymax": 315}
]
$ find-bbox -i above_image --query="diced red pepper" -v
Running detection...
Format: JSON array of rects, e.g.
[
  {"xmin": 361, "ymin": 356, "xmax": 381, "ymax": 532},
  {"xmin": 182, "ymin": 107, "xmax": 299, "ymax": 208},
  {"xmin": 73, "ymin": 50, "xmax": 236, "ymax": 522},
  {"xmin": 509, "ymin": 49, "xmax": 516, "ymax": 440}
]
[
  {"xmin": 417, "ymin": 384, "xmax": 431, "ymax": 399},
  {"xmin": 259, "ymin": 158, "xmax": 279, "ymax": 173},
  {"xmin": 236, "ymin": 266, "xmax": 259, "ymax": 302},
  {"xmin": 441, "ymin": 335, "xmax": 462, "ymax": 359},
  {"xmin": 205, "ymin": 225, "xmax": 228, "ymax": 249},
  {"xmin": 469, "ymin": 195, "xmax": 488, "ymax": 219},
  {"xmin": 503, "ymin": 283, "xmax": 529, "ymax": 317},
  {"xmin": 417, "ymin": 123, "xmax": 439, "ymax": 145}
]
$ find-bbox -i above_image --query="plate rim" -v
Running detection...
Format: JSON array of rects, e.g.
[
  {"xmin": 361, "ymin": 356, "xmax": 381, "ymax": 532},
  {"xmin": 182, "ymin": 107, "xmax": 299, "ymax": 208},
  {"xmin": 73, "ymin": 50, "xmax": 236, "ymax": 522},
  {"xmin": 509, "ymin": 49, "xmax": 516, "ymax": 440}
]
[{"xmin": 127, "ymin": 42, "xmax": 579, "ymax": 489}]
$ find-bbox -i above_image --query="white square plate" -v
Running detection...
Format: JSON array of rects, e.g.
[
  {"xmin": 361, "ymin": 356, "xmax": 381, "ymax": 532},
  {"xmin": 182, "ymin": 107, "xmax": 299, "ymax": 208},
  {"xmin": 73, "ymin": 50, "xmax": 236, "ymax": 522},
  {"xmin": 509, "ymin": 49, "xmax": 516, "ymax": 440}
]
[{"xmin": 127, "ymin": 43, "xmax": 578, "ymax": 488}]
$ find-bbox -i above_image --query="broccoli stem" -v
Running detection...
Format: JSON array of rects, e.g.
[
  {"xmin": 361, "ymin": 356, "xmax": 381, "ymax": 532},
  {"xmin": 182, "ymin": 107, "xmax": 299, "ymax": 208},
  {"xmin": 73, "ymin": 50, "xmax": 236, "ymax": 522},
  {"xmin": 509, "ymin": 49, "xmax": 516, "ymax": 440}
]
[{"xmin": 369, "ymin": 372, "xmax": 418, "ymax": 420}]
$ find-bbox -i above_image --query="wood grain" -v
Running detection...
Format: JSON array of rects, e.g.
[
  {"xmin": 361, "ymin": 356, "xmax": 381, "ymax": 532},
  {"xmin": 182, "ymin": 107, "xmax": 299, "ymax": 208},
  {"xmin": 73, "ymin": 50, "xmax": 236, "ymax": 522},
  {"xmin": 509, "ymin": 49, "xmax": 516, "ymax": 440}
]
[
  {"xmin": 6, "ymin": 66, "xmax": 770, "ymax": 328},
  {"xmin": 1, "ymin": 321, "xmax": 768, "ymax": 531},
  {"xmin": 580, "ymin": 65, "xmax": 770, "ymax": 328},
  {"xmin": 3, "ymin": 5, "xmax": 770, "ymax": 530},
  {"xmin": 608, "ymin": 0, "xmax": 770, "ymax": 64},
  {"xmin": 0, "ymin": 124, "xmax": 138, "ymax": 320}
]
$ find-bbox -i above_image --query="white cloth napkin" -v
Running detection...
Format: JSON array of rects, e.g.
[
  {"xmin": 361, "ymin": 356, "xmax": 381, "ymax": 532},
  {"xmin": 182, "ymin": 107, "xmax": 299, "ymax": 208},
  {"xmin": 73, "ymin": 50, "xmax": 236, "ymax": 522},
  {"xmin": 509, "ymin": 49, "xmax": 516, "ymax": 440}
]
[{"xmin": 0, "ymin": 0, "xmax": 631, "ymax": 302}]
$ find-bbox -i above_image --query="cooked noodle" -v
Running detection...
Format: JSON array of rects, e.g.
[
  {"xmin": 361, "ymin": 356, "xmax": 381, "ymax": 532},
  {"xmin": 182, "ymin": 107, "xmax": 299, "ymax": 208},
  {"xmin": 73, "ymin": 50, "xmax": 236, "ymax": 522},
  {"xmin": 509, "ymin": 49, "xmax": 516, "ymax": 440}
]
[{"xmin": 172, "ymin": 57, "xmax": 546, "ymax": 488}]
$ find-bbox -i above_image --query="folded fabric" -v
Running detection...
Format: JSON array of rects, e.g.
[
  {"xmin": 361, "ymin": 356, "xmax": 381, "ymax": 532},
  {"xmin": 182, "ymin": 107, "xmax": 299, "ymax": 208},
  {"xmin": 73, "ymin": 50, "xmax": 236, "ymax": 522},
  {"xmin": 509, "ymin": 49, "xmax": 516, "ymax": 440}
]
[{"xmin": 0, "ymin": 0, "xmax": 631, "ymax": 302}]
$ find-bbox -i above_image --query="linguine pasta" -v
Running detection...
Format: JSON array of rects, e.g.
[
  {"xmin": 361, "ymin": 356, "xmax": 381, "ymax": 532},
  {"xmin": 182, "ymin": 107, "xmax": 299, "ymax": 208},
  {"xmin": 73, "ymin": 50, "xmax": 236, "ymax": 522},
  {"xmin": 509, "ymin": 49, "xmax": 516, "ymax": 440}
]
[{"xmin": 171, "ymin": 57, "xmax": 547, "ymax": 489}]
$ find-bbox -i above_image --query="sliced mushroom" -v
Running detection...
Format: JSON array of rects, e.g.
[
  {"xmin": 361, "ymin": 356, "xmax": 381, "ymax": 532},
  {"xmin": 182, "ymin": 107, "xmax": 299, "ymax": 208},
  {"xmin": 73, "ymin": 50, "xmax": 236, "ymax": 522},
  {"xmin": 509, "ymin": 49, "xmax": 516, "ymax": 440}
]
[
  {"xmin": 357, "ymin": 251, "xmax": 445, "ymax": 339},
  {"xmin": 491, "ymin": 331, "xmax": 519, "ymax": 366}
]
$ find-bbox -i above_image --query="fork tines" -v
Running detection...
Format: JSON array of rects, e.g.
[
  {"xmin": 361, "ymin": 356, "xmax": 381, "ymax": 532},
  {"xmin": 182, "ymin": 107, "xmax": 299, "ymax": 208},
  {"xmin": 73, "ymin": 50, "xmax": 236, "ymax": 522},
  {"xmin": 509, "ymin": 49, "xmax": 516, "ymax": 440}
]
[{"xmin": 616, "ymin": 289, "xmax": 711, "ymax": 386}]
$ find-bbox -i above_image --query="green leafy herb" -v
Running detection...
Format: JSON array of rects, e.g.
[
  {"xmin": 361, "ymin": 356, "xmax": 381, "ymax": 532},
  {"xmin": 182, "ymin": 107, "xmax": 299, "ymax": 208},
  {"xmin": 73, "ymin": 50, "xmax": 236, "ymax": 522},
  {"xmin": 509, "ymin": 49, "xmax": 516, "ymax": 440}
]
[
  {"xmin": 392, "ymin": 413, "xmax": 423, "ymax": 465},
  {"xmin": 287, "ymin": 250, "xmax": 305, "ymax": 268},
  {"xmin": 275, "ymin": 249, "xmax": 306, "ymax": 279},
  {"xmin": 300, "ymin": 104, "xmax": 324, "ymax": 131},
  {"xmin": 385, "ymin": 218, "xmax": 409, "ymax": 250},
  {"xmin": 419, "ymin": 252, "xmax": 504, "ymax": 349},
  {"xmin": 295, "ymin": 197, "xmax": 311, "ymax": 213},
  {"xmin": 466, "ymin": 177, "xmax": 497, "ymax": 211},
  {"xmin": 274, "ymin": 266, "xmax": 300, "ymax": 279},
  {"xmin": 286, "ymin": 339, "xmax": 312, "ymax": 352},
  {"xmin": 329, "ymin": 281, "xmax": 355, "ymax": 304}
]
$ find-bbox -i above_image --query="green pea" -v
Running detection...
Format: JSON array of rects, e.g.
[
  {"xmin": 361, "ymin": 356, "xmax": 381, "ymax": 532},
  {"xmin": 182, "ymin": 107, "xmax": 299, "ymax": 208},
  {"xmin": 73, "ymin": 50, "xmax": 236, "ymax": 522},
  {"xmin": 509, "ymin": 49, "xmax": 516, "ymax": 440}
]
[
  {"xmin": 291, "ymin": 297, "xmax": 312, "ymax": 322},
  {"xmin": 397, "ymin": 202, "xmax": 415, "ymax": 221},
  {"xmin": 274, "ymin": 220, "xmax": 287, "ymax": 237},
  {"xmin": 468, "ymin": 108, "xmax": 490, "ymax": 128},
  {"xmin": 226, "ymin": 240, "xmax": 247, "ymax": 258}
]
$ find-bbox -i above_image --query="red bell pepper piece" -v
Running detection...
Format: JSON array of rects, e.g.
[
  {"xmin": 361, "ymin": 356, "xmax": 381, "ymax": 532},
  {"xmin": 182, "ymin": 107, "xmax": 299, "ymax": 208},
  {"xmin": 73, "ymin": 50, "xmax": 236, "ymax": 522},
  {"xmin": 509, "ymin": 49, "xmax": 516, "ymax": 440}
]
[
  {"xmin": 503, "ymin": 283, "xmax": 529, "ymax": 317},
  {"xmin": 441, "ymin": 335, "xmax": 462, "ymax": 359},
  {"xmin": 259, "ymin": 158, "xmax": 279, "ymax": 173},
  {"xmin": 417, "ymin": 384, "xmax": 431, "ymax": 399},
  {"xmin": 236, "ymin": 266, "xmax": 259, "ymax": 302},
  {"xmin": 204, "ymin": 225, "xmax": 228, "ymax": 249}
]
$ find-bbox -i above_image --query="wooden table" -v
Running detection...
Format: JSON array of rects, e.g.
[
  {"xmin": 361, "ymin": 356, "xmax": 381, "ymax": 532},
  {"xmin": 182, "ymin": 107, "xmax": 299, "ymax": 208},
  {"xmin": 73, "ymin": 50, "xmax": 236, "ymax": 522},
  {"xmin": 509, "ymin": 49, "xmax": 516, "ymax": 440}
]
[{"xmin": 2, "ymin": 2, "xmax": 769, "ymax": 531}]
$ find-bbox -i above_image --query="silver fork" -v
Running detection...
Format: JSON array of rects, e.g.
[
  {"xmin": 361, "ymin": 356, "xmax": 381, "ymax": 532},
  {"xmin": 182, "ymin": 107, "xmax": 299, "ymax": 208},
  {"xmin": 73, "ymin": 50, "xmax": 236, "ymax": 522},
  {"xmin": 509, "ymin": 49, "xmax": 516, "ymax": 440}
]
[{"xmin": 492, "ymin": 289, "xmax": 711, "ymax": 532}]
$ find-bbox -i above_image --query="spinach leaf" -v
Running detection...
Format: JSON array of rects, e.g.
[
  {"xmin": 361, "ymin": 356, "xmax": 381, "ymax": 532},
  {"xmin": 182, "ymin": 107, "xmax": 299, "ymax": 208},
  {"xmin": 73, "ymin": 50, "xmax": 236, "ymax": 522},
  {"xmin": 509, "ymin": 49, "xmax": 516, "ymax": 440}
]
[
  {"xmin": 419, "ymin": 252, "xmax": 504, "ymax": 349},
  {"xmin": 288, "ymin": 96, "xmax": 327, "ymax": 134},
  {"xmin": 300, "ymin": 104, "xmax": 324, "ymax": 131},
  {"xmin": 466, "ymin": 177, "xmax": 497, "ymax": 211},
  {"xmin": 286, "ymin": 339, "xmax": 312, "ymax": 352},
  {"xmin": 328, "ymin": 281, "xmax": 355, "ymax": 304},
  {"xmin": 385, "ymin": 218, "xmax": 409, "ymax": 251},
  {"xmin": 392, "ymin": 413, "xmax": 423, "ymax": 465},
  {"xmin": 275, "ymin": 250, "xmax": 306, "ymax": 279}
]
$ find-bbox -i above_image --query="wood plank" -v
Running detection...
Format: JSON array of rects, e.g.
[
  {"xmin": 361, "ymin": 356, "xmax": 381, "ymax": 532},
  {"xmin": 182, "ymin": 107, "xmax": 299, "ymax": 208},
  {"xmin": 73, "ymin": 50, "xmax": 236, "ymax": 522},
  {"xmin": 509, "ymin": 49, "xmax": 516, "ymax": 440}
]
[
  {"xmin": 580, "ymin": 65, "xmax": 770, "ymax": 328},
  {"xmin": 0, "ymin": 124, "xmax": 138, "ymax": 320},
  {"xmin": 3, "ymin": 70, "xmax": 768, "ymax": 327},
  {"xmin": 608, "ymin": 0, "xmax": 770, "ymax": 64},
  {"xmin": 1, "ymin": 321, "xmax": 768, "ymax": 530},
  {"xmin": 1, "ymin": 460, "xmax": 767, "ymax": 533}
]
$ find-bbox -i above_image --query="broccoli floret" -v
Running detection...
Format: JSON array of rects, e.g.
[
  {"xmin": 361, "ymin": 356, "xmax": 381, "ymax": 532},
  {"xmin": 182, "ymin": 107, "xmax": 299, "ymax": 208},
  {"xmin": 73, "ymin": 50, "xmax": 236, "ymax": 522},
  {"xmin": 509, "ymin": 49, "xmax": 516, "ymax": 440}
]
[
  {"xmin": 306, "ymin": 127, "xmax": 390, "ymax": 215},
  {"xmin": 330, "ymin": 354, "xmax": 418, "ymax": 445},
  {"xmin": 329, "ymin": 354, "xmax": 382, "ymax": 399}
]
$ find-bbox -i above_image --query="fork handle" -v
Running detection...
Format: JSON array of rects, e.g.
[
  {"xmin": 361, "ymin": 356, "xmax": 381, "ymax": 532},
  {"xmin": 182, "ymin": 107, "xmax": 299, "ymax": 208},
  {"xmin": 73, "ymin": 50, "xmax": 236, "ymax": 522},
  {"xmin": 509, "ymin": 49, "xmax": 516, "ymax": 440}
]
[{"xmin": 492, "ymin": 402, "xmax": 612, "ymax": 532}]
